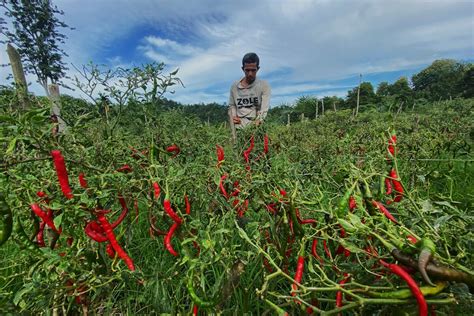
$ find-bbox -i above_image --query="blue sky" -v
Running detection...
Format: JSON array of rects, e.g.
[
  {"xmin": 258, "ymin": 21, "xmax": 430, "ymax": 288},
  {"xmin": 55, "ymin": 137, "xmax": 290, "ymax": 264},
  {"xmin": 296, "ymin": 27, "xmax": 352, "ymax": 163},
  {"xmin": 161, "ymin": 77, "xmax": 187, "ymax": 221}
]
[{"xmin": 1, "ymin": 0, "xmax": 473, "ymax": 106}]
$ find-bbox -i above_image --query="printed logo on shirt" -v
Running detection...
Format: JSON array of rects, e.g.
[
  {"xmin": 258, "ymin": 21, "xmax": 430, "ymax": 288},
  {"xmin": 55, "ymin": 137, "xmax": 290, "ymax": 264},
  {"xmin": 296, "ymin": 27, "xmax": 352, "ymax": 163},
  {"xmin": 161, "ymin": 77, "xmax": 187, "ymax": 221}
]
[{"xmin": 237, "ymin": 97, "xmax": 259, "ymax": 108}]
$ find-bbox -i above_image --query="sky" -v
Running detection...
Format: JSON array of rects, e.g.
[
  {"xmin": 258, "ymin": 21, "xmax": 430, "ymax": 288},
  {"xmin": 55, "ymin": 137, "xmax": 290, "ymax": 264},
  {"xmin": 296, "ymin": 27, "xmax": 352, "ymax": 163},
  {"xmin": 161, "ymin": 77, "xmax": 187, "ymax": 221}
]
[{"xmin": 1, "ymin": 0, "xmax": 473, "ymax": 107}]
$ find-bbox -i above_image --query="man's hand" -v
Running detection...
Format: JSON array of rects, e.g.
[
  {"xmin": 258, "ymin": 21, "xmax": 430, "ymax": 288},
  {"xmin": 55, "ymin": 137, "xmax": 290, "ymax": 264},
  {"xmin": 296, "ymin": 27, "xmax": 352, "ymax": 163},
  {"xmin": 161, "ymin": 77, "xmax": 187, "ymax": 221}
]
[{"xmin": 233, "ymin": 116, "xmax": 241, "ymax": 124}]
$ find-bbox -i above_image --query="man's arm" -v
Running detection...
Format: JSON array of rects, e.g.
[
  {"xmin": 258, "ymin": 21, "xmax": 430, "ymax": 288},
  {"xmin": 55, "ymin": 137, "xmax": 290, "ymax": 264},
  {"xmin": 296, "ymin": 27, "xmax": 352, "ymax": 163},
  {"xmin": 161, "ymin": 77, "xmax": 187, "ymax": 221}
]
[{"xmin": 256, "ymin": 81, "xmax": 271, "ymax": 121}]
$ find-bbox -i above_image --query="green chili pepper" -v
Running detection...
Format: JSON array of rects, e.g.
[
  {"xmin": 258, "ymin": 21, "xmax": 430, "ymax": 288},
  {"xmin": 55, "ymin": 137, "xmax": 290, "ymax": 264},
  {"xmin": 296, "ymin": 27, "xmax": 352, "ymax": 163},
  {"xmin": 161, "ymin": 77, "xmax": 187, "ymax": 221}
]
[
  {"xmin": 187, "ymin": 273, "xmax": 217, "ymax": 308},
  {"xmin": 366, "ymin": 281, "xmax": 446, "ymax": 299},
  {"xmin": 418, "ymin": 238, "xmax": 437, "ymax": 286},
  {"xmin": 13, "ymin": 216, "xmax": 40, "ymax": 253},
  {"xmin": 0, "ymin": 194, "xmax": 13, "ymax": 247}
]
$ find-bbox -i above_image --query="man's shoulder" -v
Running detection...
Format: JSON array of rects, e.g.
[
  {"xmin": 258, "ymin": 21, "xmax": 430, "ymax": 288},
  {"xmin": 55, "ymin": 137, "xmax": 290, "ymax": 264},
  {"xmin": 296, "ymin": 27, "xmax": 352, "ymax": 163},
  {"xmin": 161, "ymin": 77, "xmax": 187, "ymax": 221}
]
[{"xmin": 256, "ymin": 79, "xmax": 271, "ymax": 90}]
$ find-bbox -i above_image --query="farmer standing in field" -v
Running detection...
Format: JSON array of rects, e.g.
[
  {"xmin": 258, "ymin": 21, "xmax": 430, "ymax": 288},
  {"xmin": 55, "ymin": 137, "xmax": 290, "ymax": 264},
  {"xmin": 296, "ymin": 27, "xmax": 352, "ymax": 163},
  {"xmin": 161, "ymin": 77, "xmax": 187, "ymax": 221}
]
[{"xmin": 228, "ymin": 52, "xmax": 271, "ymax": 141}]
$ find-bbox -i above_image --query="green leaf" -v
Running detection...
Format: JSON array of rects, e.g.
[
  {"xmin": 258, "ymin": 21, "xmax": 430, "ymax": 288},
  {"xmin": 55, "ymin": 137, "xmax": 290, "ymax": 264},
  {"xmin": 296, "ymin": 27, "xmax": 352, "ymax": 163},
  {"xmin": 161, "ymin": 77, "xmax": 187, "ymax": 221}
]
[
  {"xmin": 13, "ymin": 285, "xmax": 32, "ymax": 306},
  {"xmin": 53, "ymin": 212, "xmax": 63, "ymax": 229},
  {"xmin": 6, "ymin": 138, "xmax": 17, "ymax": 154}
]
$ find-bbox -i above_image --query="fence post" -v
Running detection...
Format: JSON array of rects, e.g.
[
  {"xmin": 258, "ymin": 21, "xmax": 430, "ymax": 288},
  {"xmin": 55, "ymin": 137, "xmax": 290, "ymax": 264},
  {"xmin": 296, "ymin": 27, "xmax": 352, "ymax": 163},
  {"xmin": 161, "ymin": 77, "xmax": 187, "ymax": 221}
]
[
  {"xmin": 6, "ymin": 43, "xmax": 28, "ymax": 110},
  {"xmin": 48, "ymin": 84, "xmax": 66, "ymax": 135}
]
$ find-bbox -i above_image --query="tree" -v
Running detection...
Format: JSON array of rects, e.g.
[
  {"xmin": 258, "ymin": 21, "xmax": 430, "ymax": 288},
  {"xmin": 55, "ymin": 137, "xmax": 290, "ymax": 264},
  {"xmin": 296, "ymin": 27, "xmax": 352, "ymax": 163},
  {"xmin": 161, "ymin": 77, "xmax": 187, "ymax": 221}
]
[
  {"xmin": 294, "ymin": 96, "xmax": 318, "ymax": 119},
  {"xmin": 389, "ymin": 77, "xmax": 413, "ymax": 105},
  {"xmin": 345, "ymin": 82, "xmax": 376, "ymax": 110},
  {"xmin": 0, "ymin": 0, "xmax": 72, "ymax": 95},
  {"xmin": 411, "ymin": 59, "xmax": 466, "ymax": 101},
  {"xmin": 376, "ymin": 82, "xmax": 391, "ymax": 98},
  {"xmin": 458, "ymin": 66, "xmax": 474, "ymax": 98}
]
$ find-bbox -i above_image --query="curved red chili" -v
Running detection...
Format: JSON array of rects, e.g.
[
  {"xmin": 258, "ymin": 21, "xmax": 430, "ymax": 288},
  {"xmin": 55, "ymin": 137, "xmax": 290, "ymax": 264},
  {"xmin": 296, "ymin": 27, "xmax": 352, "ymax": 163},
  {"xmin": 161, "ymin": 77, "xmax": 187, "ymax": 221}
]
[
  {"xmin": 311, "ymin": 238, "xmax": 324, "ymax": 264},
  {"xmin": 97, "ymin": 213, "xmax": 135, "ymax": 271},
  {"xmin": 164, "ymin": 222, "xmax": 180, "ymax": 256},
  {"xmin": 336, "ymin": 274, "xmax": 350, "ymax": 308},
  {"xmin": 291, "ymin": 255, "xmax": 305, "ymax": 297},
  {"xmin": 31, "ymin": 203, "xmax": 61, "ymax": 234},
  {"xmin": 84, "ymin": 221, "xmax": 108, "ymax": 242},
  {"xmin": 219, "ymin": 174, "xmax": 229, "ymax": 200},
  {"xmin": 243, "ymin": 135, "xmax": 255, "ymax": 163},
  {"xmin": 164, "ymin": 199, "xmax": 182, "ymax": 224},
  {"xmin": 111, "ymin": 195, "xmax": 128, "ymax": 228},
  {"xmin": 380, "ymin": 261, "xmax": 427, "ymax": 316},
  {"xmin": 51, "ymin": 150, "xmax": 73, "ymax": 199},
  {"xmin": 371, "ymin": 200, "xmax": 399, "ymax": 224}
]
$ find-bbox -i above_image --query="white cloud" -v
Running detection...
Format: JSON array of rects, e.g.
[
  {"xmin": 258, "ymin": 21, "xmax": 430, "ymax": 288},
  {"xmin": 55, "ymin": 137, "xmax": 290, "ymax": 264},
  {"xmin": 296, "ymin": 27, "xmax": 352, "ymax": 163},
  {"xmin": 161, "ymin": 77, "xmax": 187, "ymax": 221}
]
[{"xmin": 2, "ymin": 0, "xmax": 472, "ymax": 106}]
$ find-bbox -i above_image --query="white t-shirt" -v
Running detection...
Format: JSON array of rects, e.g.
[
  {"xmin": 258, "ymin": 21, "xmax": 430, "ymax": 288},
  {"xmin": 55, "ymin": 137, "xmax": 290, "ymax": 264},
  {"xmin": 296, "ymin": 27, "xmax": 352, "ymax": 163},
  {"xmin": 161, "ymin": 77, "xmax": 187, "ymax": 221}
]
[{"xmin": 228, "ymin": 78, "xmax": 271, "ymax": 128}]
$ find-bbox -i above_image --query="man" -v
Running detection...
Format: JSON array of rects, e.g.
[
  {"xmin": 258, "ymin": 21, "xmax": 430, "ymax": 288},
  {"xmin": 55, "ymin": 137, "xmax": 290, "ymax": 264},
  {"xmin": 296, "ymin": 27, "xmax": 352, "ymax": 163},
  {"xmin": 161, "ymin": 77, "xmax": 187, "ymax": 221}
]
[{"xmin": 228, "ymin": 52, "xmax": 271, "ymax": 133}]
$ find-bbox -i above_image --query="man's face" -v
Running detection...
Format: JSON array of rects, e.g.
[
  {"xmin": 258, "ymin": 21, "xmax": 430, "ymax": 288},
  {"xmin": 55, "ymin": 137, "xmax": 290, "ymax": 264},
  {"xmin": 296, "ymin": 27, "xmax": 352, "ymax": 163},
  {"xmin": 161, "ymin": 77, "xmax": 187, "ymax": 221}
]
[{"xmin": 242, "ymin": 62, "xmax": 259, "ymax": 84}]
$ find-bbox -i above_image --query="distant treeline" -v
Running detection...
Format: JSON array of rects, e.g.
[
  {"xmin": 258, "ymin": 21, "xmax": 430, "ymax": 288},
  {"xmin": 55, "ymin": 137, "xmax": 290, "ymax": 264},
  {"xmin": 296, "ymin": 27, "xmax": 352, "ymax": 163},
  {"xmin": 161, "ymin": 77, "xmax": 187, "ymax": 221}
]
[{"xmin": 1, "ymin": 59, "xmax": 472, "ymax": 127}]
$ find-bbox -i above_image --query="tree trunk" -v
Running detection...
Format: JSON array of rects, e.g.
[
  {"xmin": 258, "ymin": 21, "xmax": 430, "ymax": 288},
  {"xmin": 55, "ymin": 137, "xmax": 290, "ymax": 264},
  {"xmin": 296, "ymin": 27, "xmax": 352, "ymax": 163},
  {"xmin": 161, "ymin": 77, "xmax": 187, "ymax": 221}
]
[
  {"xmin": 48, "ymin": 84, "xmax": 66, "ymax": 135},
  {"xmin": 315, "ymin": 100, "xmax": 319, "ymax": 119},
  {"xmin": 287, "ymin": 113, "xmax": 290, "ymax": 126},
  {"xmin": 321, "ymin": 98, "xmax": 325, "ymax": 115},
  {"xmin": 333, "ymin": 101, "xmax": 336, "ymax": 112},
  {"xmin": 6, "ymin": 43, "xmax": 28, "ymax": 110}
]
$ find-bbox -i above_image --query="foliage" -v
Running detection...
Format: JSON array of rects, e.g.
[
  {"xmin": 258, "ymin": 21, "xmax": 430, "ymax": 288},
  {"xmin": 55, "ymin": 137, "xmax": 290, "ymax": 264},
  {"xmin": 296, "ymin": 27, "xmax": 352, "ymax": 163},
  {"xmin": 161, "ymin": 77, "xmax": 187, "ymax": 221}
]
[
  {"xmin": 0, "ymin": 0, "xmax": 73, "ymax": 94},
  {"xmin": 0, "ymin": 92, "xmax": 473, "ymax": 314},
  {"xmin": 411, "ymin": 59, "xmax": 468, "ymax": 101}
]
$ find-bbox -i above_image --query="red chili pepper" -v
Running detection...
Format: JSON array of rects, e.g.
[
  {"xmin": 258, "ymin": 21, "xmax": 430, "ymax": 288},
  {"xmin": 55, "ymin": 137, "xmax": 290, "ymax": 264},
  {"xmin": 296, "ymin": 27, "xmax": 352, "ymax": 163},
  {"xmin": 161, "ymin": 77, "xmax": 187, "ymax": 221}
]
[
  {"xmin": 216, "ymin": 144, "xmax": 225, "ymax": 166},
  {"xmin": 193, "ymin": 304, "xmax": 198, "ymax": 316},
  {"xmin": 380, "ymin": 261, "xmax": 427, "ymax": 316},
  {"xmin": 51, "ymin": 150, "xmax": 74, "ymax": 199},
  {"xmin": 291, "ymin": 255, "xmax": 305, "ymax": 297},
  {"xmin": 97, "ymin": 213, "xmax": 135, "ymax": 271},
  {"xmin": 336, "ymin": 274, "xmax": 350, "ymax": 308},
  {"xmin": 371, "ymin": 200, "xmax": 399, "ymax": 224},
  {"xmin": 311, "ymin": 238, "xmax": 324, "ymax": 264},
  {"xmin": 348, "ymin": 196, "xmax": 357, "ymax": 211},
  {"xmin": 111, "ymin": 195, "xmax": 128, "ymax": 228},
  {"xmin": 152, "ymin": 182, "xmax": 161, "ymax": 199},
  {"xmin": 78, "ymin": 173, "xmax": 88, "ymax": 188},
  {"xmin": 36, "ymin": 191, "xmax": 47, "ymax": 198},
  {"xmin": 117, "ymin": 164, "xmax": 133, "ymax": 173},
  {"xmin": 164, "ymin": 222, "xmax": 180, "ymax": 256},
  {"xmin": 36, "ymin": 221, "xmax": 46, "ymax": 247},
  {"xmin": 106, "ymin": 242, "xmax": 116, "ymax": 258},
  {"xmin": 266, "ymin": 203, "xmax": 277, "ymax": 214},
  {"xmin": 219, "ymin": 174, "xmax": 229, "ymax": 200},
  {"xmin": 384, "ymin": 178, "xmax": 393, "ymax": 195},
  {"xmin": 166, "ymin": 144, "xmax": 180, "ymax": 158},
  {"xmin": 323, "ymin": 240, "xmax": 332, "ymax": 260},
  {"xmin": 388, "ymin": 134, "xmax": 397, "ymax": 156},
  {"xmin": 31, "ymin": 203, "xmax": 61, "ymax": 234},
  {"xmin": 263, "ymin": 134, "xmax": 269, "ymax": 154},
  {"xmin": 182, "ymin": 194, "xmax": 190, "ymax": 215},
  {"xmin": 389, "ymin": 169, "xmax": 404, "ymax": 201},
  {"xmin": 243, "ymin": 135, "xmax": 255, "ymax": 163},
  {"xmin": 279, "ymin": 189, "xmax": 287, "ymax": 197},
  {"xmin": 407, "ymin": 235, "xmax": 418, "ymax": 244},
  {"xmin": 84, "ymin": 221, "xmax": 108, "ymax": 242},
  {"xmin": 163, "ymin": 198, "xmax": 182, "ymax": 224}
]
